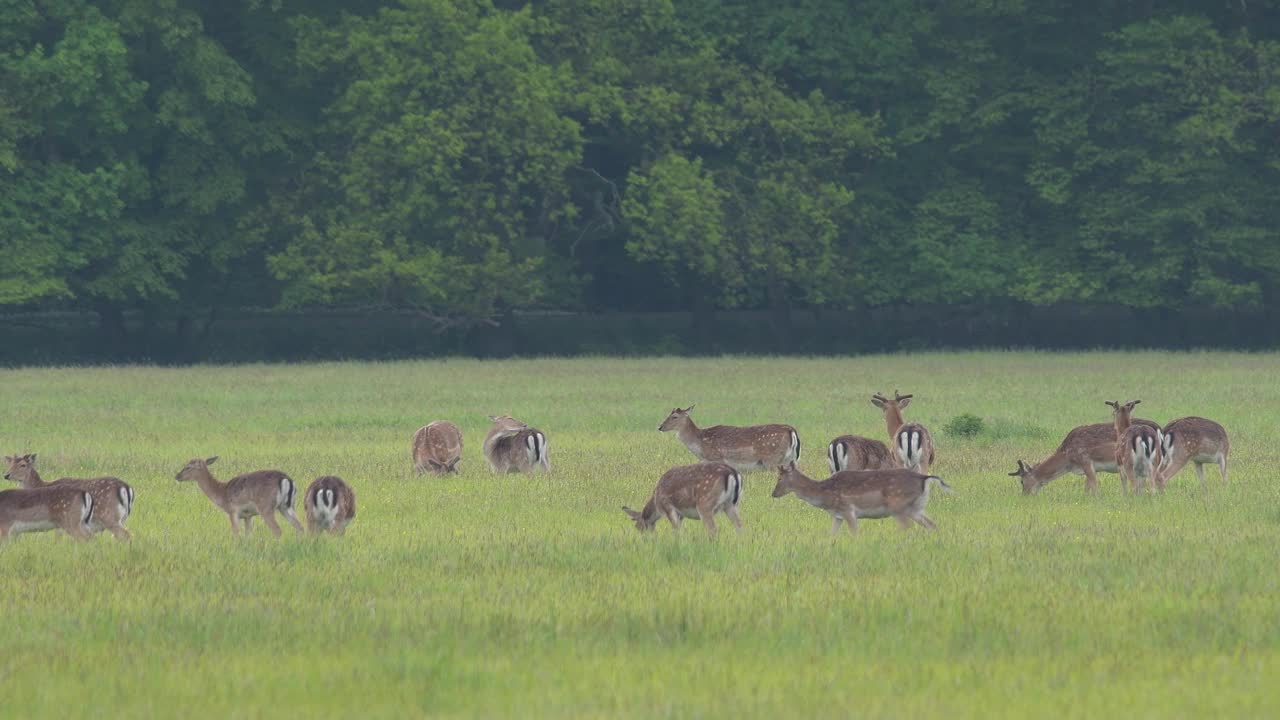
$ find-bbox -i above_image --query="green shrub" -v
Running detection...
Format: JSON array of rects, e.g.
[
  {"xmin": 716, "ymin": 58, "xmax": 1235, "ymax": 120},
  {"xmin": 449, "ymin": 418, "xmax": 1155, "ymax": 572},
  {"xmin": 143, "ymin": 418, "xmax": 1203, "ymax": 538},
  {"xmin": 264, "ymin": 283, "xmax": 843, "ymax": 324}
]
[{"xmin": 944, "ymin": 413, "xmax": 985, "ymax": 438}]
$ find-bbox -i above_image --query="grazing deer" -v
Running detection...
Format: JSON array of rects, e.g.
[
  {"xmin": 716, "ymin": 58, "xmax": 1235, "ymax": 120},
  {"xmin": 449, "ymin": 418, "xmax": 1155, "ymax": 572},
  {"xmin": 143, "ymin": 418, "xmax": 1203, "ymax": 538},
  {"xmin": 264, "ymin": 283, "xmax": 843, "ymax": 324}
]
[
  {"xmin": 0, "ymin": 485, "xmax": 95, "ymax": 540},
  {"xmin": 1158, "ymin": 417, "xmax": 1230, "ymax": 489},
  {"xmin": 657, "ymin": 405, "xmax": 800, "ymax": 473},
  {"xmin": 827, "ymin": 435, "xmax": 895, "ymax": 474},
  {"xmin": 622, "ymin": 462, "xmax": 743, "ymax": 537},
  {"xmin": 4, "ymin": 453, "xmax": 135, "ymax": 541},
  {"xmin": 1115, "ymin": 424, "xmax": 1163, "ymax": 494},
  {"xmin": 483, "ymin": 415, "xmax": 549, "ymax": 474},
  {"xmin": 1010, "ymin": 406, "xmax": 1162, "ymax": 494},
  {"xmin": 175, "ymin": 457, "xmax": 304, "ymax": 537},
  {"xmin": 771, "ymin": 462, "xmax": 951, "ymax": 534},
  {"xmin": 413, "ymin": 421, "xmax": 463, "ymax": 474},
  {"xmin": 304, "ymin": 476, "xmax": 356, "ymax": 536},
  {"xmin": 871, "ymin": 391, "xmax": 935, "ymax": 474}
]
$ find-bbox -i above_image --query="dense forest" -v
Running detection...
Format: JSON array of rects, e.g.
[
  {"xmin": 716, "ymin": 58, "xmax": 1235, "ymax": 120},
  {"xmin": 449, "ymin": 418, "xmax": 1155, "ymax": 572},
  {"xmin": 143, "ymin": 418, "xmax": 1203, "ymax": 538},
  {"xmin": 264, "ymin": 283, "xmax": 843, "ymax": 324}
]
[{"xmin": 3, "ymin": 1, "xmax": 1280, "ymax": 356}]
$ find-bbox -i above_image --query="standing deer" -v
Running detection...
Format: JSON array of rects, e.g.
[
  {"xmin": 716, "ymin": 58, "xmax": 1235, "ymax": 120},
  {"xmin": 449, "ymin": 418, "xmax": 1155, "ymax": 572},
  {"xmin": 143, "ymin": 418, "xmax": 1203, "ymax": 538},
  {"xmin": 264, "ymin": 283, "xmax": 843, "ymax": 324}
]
[
  {"xmin": 1107, "ymin": 399, "xmax": 1162, "ymax": 493},
  {"xmin": 827, "ymin": 435, "xmax": 895, "ymax": 474},
  {"xmin": 483, "ymin": 415, "xmax": 549, "ymax": 474},
  {"xmin": 0, "ymin": 485, "xmax": 95, "ymax": 540},
  {"xmin": 1158, "ymin": 417, "xmax": 1230, "ymax": 489},
  {"xmin": 871, "ymin": 391, "xmax": 935, "ymax": 474},
  {"xmin": 413, "ymin": 421, "xmax": 463, "ymax": 474},
  {"xmin": 771, "ymin": 462, "xmax": 951, "ymax": 534},
  {"xmin": 622, "ymin": 462, "xmax": 743, "ymax": 537},
  {"xmin": 4, "ymin": 453, "xmax": 134, "ymax": 541},
  {"xmin": 657, "ymin": 405, "xmax": 800, "ymax": 473},
  {"xmin": 175, "ymin": 456, "xmax": 304, "ymax": 537},
  {"xmin": 1009, "ymin": 406, "xmax": 1160, "ymax": 494},
  {"xmin": 304, "ymin": 475, "xmax": 356, "ymax": 536}
]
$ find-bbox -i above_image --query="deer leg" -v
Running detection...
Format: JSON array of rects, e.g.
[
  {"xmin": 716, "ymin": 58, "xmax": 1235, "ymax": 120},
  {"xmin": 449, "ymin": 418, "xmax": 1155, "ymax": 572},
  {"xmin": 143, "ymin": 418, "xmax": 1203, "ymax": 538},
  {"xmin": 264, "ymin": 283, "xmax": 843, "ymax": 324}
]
[
  {"xmin": 108, "ymin": 523, "xmax": 131, "ymax": 541},
  {"xmin": 830, "ymin": 514, "xmax": 843, "ymax": 535},
  {"xmin": 697, "ymin": 503, "xmax": 718, "ymax": 538},
  {"xmin": 259, "ymin": 508, "xmax": 283, "ymax": 537},
  {"xmin": 1194, "ymin": 462, "xmax": 1207, "ymax": 489},
  {"xmin": 227, "ymin": 513, "xmax": 242, "ymax": 537},
  {"xmin": 1160, "ymin": 453, "xmax": 1190, "ymax": 488},
  {"xmin": 282, "ymin": 506, "xmax": 304, "ymax": 533},
  {"xmin": 664, "ymin": 508, "xmax": 682, "ymax": 531},
  {"xmin": 242, "ymin": 515, "xmax": 252, "ymax": 536},
  {"xmin": 894, "ymin": 513, "xmax": 913, "ymax": 530},
  {"xmin": 724, "ymin": 504, "xmax": 743, "ymax": 532},
  {"xmin": 1081, "ymin": 460, "xmax": 1101, "ymax": 493},
  {"xmin": 914, "ymin": 513, "xmax": 937, "ymax": 530},
  {"xmin": 842, "ymin": 509, "xmax": 859, "ymax": 535},
  {"xmin": 1218, "ymin": 454, "xmax": 1229, "ymax": 484}
]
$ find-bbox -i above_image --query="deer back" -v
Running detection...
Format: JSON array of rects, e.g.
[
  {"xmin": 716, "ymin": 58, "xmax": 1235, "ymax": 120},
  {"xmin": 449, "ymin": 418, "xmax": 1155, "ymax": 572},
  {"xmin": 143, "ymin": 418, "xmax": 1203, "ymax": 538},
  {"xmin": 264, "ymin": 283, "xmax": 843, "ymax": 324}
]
[
  {"xmin": 1161, "ymin": 416, "xmax": 1229, "ymax": 459},
  {"xmin": 414, "ymin": 421, "xmax": 464, "ymax": 472},
  {"xmin": 225, "ymin": 470, "xmax": 295, "ymax": 510},
  {"xmin": 0, "ymin": 486, "xmax": 94, "ymax": 536},
  {"xmin": 699, "ymin": 423, "xmax": 799, "ymax": 466},
  {"xmin": 828, "ymin": 435, "xmax": 895, "ymax": 473},
  {"xmin": 654, "ymin": 462, "xmax": 742, "ymax": 512},
  {"xmin": 305, "ymin": 475, "xmax": 355, "ymax": 531}
]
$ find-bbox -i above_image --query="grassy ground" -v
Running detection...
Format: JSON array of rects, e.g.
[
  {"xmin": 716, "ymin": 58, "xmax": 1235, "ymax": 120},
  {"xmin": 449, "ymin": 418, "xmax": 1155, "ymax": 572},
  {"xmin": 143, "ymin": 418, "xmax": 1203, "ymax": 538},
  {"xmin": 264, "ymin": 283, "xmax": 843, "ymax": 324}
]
[{"xmin": 1, "ymin": 352, "xmax": 1278, "ymax": 718}]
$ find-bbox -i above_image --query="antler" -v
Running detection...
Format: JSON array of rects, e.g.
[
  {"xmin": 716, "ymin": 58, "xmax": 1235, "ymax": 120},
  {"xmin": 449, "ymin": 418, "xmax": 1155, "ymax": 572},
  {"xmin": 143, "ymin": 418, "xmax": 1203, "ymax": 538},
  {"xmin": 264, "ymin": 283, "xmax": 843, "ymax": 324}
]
[
  {"xmin": 871, "ymin": 392, "xmax": 889, "ymax": 402},
  {"xmin": 893, "ymin": 389, "xmax": 913, "ymax": 402},
  {"xmin": 1105, "ymin": 400, "xmax": 1119, "ymax": 410},
  {"xmin": 1009, "ymin": 460, "xmax": 1028, "ymax": 476}
]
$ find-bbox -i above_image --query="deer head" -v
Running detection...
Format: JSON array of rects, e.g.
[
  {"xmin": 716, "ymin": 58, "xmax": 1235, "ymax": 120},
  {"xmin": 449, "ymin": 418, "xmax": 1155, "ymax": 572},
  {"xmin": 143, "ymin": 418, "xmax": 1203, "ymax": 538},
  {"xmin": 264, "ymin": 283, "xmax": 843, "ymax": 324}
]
[
  {"xmin": 1008, "ymin": 459, "xmax": 1041, "ymax": 495},
  {"xmin": 771, "ymin": 461, "xmax": 805, "ymax": 498},
  {"xmin": 621, "ymin": 505, "xmax": 657, "ymax": 531},
  {"xmin": 175, "ymin": 456, "xmax": 219, "ymax": 482},
  {"xmin": 3, "ymin": 453, "xmax": 35, "ymax": 483},
  {"xmin": 658, "ymin": 405, "xmax": 695, "ymax": 432},
  {"xmin": 871, "ymin": 390, "xmax": 912, "ymax": 411}
]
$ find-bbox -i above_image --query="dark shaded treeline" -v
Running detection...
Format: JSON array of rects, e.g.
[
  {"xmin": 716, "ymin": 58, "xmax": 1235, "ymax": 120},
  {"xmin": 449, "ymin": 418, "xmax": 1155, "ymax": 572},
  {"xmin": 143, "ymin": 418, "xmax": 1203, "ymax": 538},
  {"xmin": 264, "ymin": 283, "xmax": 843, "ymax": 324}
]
[{"xmin": 3, "ymin": 1, "xmax": 1280, "ymax": 358}]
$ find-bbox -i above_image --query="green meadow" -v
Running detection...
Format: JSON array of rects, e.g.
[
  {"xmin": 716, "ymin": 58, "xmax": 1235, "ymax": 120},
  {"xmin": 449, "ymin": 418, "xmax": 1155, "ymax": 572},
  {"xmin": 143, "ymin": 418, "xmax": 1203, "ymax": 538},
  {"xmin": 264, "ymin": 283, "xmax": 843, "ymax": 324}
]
[{"xmin": 1, "ymin": 353, "xmax": 1277, "ymax": 718}]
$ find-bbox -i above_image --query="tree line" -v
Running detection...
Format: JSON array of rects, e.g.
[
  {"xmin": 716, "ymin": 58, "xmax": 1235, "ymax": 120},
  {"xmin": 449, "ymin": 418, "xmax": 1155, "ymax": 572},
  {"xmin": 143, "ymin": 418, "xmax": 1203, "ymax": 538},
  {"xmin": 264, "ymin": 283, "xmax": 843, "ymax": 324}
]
[{"xmin": 4, "ymin": 0, "xmax": 1280, "ymax": 351}]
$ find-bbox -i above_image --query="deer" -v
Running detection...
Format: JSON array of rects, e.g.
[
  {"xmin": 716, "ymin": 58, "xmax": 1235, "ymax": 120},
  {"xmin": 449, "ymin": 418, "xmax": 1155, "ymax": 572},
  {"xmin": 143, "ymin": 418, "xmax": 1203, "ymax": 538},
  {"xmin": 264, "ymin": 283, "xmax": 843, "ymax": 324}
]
[
  {"xmin": 0, "ymin": 485, "xmax": 96, "ymax": 541},
  {"xmin": 1009, "ymin": 403, "xmax": 1160, "ymax": 494},
  {"xmin": 413, "ymin": 420, "xmax": 463, "ymax": 474},
  {"xmin": 4, "ymin": 453, "xmax": 135, "ymax": 541},
  {"xmin": 657, "ymin": 405, "xmax": 800, "ymax": 473},
  {"xmin": 871, "ymin": 391, "xmax": 935, "ymax": 474},
  {"xmin": 827, "ymin": 435, "xmax": 895, "ymax": 474},
  {"xmin": 1106, "ymin": 399, "xmax": 1162, "ymax": 493},
  {"xmin": 1157, "ymin": 417, "xmax": 1230, "ymax": 489},
  {"xmin": 622, "ymin": 462, "xmax": 743, "ymax": 537},
  {"xmin": 304, "ymin": 476, "xmax": 356, "ymax": 536},
  {"xmin": 175, "ymin": 456, "xmax": 304, "ymax": 537},
  {"xmin": 771, "ymin": 462, "xmax": 951, "ymax": 534},
  {"xmin": 483, "ymin": 415, "xmax": 549, "ymax": 474}
]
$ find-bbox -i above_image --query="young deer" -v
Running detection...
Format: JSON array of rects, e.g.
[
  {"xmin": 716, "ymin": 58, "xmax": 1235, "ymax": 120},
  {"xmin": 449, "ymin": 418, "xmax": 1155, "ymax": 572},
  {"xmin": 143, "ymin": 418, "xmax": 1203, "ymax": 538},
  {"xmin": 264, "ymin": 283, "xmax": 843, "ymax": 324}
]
[
  {"xmin": 175, "ymin": 457, "xmax": 304, "ymax": 537},
  {"xmin": 0, "ymin": 485, "xmax": 95, "ymax": 540},
  {"xmin": 483, "ymin": 415, "xmax": 549, "ymax": 474},
  {"xmin": 1158, "ymin": 417, "xmax": 1230, "ymax": 489},
  {"xmin": 827, "ymin": 435, "xmax": 895, "ymax": 474},
  {"xmin": 304, "ymin": 475, "xmax": 356, "ymax": 536},
  {"xmin": 4, "ymin": 453, "xmax": 135, "ymax": 541},
  {"xmin": 412, "ymin": 420, "xmax": 463, "ymax": 474},
  {"xmin": 871, "ymin": 391, "xmax": 935, "ymax": 474},
  {"xmin": 1009, "ymin": 414, "xmax": 1155, "ymax": 494},
  {"xmin": 771, "ymin": 462, "xmax": 951, "ymax": 534},
  {"xmin": 622, "ymin": 462, "xmax": 743, "ymax": 537},
  {"xmin": 658, "ymin": 405, "xmax": 800, "ymax": 473}
]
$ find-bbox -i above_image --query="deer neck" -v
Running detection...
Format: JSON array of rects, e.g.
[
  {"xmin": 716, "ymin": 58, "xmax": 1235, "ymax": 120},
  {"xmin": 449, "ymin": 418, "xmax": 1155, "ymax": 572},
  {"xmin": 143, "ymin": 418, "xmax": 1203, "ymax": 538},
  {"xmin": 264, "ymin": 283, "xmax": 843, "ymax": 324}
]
[
  {"xmin": 783, "ymin": 472, "xmax": 831, "ymax": 509},
  {"xmin": 1033, "ymin": 453, "xmax": 1075, "ymax": 484},
  {"xmin": 19, "ymin": 467, "xmax": 49, "ymax": 489},
  {"xmin": 194, "ymin": 469, "xmax": 230, "ymax": 510},
  {"xmin": 640, "ymin": 497, "xmax": 660, "ymax": 525},
  {"xmin": 676, "ymin": 418, "xmax": 708, "ymax": 457},
  {"xmin": 1113, "ymin": 412, "xmax": 1132, "ymax": 435},
  {"xmin": 884, "ymin": 408, "xmax": 905, "ymax": 438}
]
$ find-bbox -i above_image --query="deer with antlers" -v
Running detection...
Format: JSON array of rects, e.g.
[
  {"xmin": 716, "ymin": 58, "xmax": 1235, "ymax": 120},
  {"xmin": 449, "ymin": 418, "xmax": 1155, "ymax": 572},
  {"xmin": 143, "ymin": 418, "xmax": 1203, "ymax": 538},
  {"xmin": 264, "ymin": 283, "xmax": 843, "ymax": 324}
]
[
  {"xmin": 1107, "ymin": 400, "xmax": 1163, "ymax": 493},
  {"xmin": 871, "ymin": 391, "xmax": 935, "ymax": 474},
  {"xmin": 658, "ymin": 405, "xmax": 800, "ymax": 473},
  {"xmin": 1009, "ymin": 403, "xmax": 1160, "ymax": 494}
]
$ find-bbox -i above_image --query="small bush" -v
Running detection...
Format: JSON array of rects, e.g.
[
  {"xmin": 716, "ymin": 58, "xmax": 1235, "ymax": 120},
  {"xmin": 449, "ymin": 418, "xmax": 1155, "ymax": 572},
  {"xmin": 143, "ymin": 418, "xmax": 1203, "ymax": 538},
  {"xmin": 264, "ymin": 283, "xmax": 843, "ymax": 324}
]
[{"xmin": 944, "ymin": 413, "xmax": 985, "ymax": 438}]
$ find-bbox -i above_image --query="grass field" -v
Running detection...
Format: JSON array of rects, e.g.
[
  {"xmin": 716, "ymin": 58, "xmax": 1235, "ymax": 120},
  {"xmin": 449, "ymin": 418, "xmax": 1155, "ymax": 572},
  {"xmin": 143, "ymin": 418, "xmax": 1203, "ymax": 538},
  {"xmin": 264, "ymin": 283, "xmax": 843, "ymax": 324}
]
[{"xmin": 2, "ymin": 352, "xmax": 1278, "ymax": 718}]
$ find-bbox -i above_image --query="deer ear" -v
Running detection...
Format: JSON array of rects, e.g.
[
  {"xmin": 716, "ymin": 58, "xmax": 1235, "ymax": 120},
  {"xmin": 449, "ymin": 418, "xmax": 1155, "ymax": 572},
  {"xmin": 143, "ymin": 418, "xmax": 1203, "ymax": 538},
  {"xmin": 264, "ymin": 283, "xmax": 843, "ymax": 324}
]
[
  {"xmin": 621, "ymin": 506, "xmax": 642, "ymax": 520},
  {"xmin": 205, "ymin": 456, "xmax": 219, "ymax": 465},
  {"xmin": 897, "ymin": 397, "xmax": 911, "ymax": 409},
  {"xmin": 871, "ymin": 397, "xmax": 884, "ymax": 408},
  {"xmin": 27, "ymin": 453, "xmax": 36, "ymax": 463},
  {"xmin": 1105, "ymin": 401, "xmax": 1118, "ymax": 410},
  {"xmin": 683, "ymin": 404, "xmax": 695, "ymax": 413}
]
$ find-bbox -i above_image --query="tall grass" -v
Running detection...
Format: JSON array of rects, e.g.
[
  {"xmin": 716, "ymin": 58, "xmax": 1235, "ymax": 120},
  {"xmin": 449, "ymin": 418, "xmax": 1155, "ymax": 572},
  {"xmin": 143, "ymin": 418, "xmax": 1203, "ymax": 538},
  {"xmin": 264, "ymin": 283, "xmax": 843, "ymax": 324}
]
[{"xmin": 1, "ymin": 353, "xmax": 1278, "ymax": 718}]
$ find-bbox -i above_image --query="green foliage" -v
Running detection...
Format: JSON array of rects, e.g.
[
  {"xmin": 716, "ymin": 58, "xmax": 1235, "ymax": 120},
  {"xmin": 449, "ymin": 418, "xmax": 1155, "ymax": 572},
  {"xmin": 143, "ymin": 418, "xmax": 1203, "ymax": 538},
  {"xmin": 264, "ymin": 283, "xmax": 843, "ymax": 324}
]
[
  {"xmin": 943, "ymin": 412, "xmax": 985, "ymax": 438},
  {"xmin": 4, "ymin": 1, "xmax": 1280, "ymax": 343}
]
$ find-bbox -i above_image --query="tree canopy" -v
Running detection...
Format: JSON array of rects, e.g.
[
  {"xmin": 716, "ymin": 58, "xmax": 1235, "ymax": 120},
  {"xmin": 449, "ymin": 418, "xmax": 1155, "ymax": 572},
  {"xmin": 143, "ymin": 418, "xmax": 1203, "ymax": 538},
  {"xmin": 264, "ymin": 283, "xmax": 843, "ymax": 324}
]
[{"xmin": 3, "ymin": 0, "xmax": 1279, "ymax": 343}]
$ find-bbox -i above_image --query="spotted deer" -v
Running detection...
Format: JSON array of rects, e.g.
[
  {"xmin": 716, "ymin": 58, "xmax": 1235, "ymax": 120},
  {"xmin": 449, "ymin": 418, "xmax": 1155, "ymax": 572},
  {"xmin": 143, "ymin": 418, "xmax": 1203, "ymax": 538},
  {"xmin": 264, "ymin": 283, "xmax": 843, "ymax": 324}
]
[
  {"xmin": 771, "ymin": 462, "xmax": 951, "ymax": 534},
  {"xmin": 0, "ymin": 485, "xmax": 95, "ymax": 540},
  {"xmin": 483, "ymin": 415, "xmax": 549, "ymax": 474},
  {"xmin": 304, "ymin": 475, "xmax": 356, "ymax": 536},
  {"xmin": 1009, "ymin": 405, "xmax": 1160, "ymax": 494},
  {"xmin": 827, "ymin": 435, "xmax": 895, "ymax": 474},
  {"xmin": 622, "ymin": 462, "xmax": 743, "ymax": 537},
  {"xmin": 175, "ymin": 457, "xmax": 304, "ymax": 537},
  {"xmin": 658, "ymin": 405, "xmax": 800, "ymax": 473},
  {"xmin": 413, "ymin": 420, "xmax": 463, "ymax": 474},
  {"xmin": 871, "ymin": 391, "xmax": 935, "ymax": 474},
  {"xmin": 1106, "ymin": 399, "xmax": 1162, "ymax": 493},
  {"xmin": 4, "ymin": 453, "xmax": 135, "ymax": 541},
  {"xmin": 1158, "ymin": 417, "xmax": 1230, "ymax": 489}
]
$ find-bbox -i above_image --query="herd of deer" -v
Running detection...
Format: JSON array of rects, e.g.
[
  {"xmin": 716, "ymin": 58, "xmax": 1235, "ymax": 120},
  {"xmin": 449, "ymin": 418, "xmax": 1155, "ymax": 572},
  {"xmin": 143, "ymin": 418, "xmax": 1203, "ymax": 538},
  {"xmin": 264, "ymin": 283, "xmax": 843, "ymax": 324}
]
[{"xmin": 0, "ymin": 391, "xmax": 1229, "ymax": 542}]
